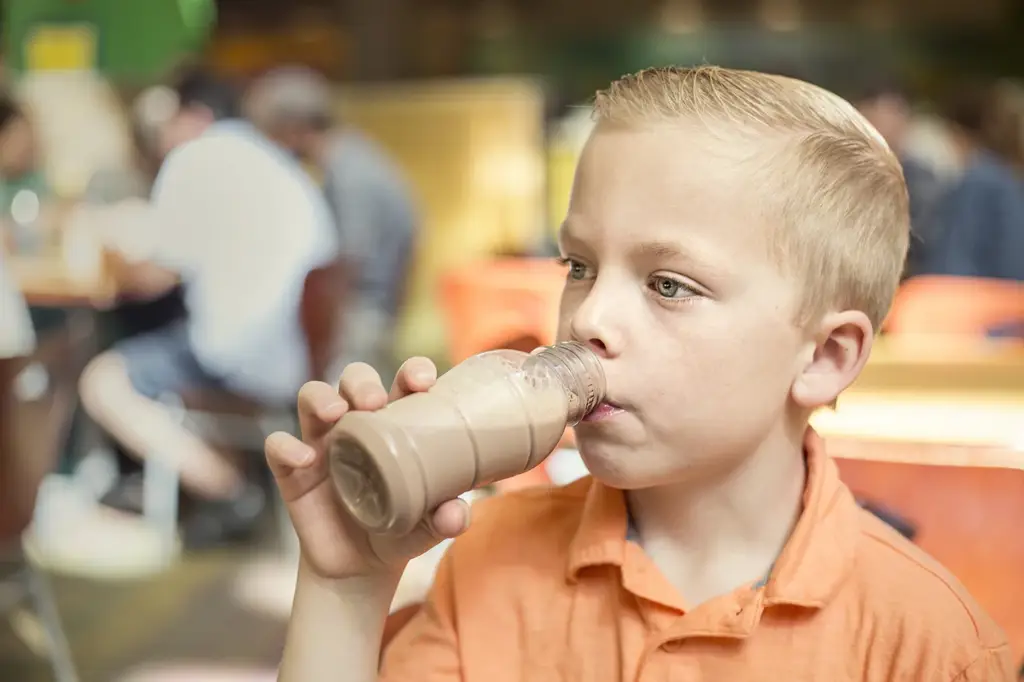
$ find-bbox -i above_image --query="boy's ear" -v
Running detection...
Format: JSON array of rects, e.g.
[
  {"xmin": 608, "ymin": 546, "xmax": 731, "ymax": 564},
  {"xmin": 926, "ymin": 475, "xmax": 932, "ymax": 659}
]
[{"xmin": 792, "ymin": 310, "xmax": 873, "ymax": 410}]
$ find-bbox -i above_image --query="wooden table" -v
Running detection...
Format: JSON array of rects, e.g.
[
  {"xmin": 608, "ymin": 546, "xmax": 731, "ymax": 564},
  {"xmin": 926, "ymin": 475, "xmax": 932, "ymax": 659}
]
[
  {"xmin": 9, "ymin": 251, "xmax": 117, "ymax": 309},
  {"xmin": 854, "ymin": 335, "xmax": 1024, "ymax": 395},
  {"xmin": 4, "ymin": 203, "xmax": 122, "ymax": 309},
  {"xmin": 813, "ymin": 336, "xmax": 1024, "ymax": 466}
]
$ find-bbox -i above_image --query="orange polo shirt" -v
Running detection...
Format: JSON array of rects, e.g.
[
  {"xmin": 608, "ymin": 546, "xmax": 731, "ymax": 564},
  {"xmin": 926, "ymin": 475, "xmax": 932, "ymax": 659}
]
[{"xmin": 381, "ymin": 430, "xmax": 1013, "ymax": 681}]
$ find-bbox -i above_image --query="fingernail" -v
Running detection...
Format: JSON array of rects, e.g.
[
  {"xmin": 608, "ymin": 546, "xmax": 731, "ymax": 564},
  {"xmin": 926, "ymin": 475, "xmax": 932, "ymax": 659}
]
[
  {"xmin": 295, "ymin": 444, "xmax": 315, "ymax": 466},
  {"xmin": 268, "ymin": 432, "xmax": 313, "ymax": 466},
  {"xmin": 414, "ymin": 368, "xmax": 436, "ymax": 385},
  {"xmin": 285, "ymin": 438, "xmax": 314, "ymax": 466},
  {"xmin": 266, "ymin": 432, "xmax": 287, "ymax": 450}
]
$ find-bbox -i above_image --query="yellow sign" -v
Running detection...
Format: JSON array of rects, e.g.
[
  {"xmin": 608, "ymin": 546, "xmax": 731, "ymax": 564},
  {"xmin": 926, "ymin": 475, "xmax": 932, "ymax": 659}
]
[{"xmin": 25, "ymin": 24, "xmax": 98, "ymax": 73}]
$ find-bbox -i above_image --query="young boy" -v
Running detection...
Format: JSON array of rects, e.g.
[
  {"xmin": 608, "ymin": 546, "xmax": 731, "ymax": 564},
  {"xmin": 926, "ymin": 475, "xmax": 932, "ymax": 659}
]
[{"xmin": 266, "ymin": 66, "xmax": 1012, "ymax": 681}]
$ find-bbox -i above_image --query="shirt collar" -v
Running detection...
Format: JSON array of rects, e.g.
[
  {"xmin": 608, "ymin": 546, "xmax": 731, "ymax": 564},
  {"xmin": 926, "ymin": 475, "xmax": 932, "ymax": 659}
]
[{"xmin": 566, "ymin": 428, "xmax": 860, "ymax": 608}]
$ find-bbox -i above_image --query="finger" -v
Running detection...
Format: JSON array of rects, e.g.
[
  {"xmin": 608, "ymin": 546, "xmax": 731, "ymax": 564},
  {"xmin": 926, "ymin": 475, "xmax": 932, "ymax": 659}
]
[
  {"xmin": 338, "ymin": 363, "xmax": 389, "ymax": 411},
  {"xmin": 297, "ymin": 381, "xmax": 348, "ymax": 444},
  {"xmin": 429, "ymin": 498, "xmax": 471, "ymax": 538},
  {"xmin": 388, "ymin": 357, "xmax": 438, "ymax": 402},
  {"xmin": 265, "ymin": 431, "xmax": 316, "ymax": 479}
]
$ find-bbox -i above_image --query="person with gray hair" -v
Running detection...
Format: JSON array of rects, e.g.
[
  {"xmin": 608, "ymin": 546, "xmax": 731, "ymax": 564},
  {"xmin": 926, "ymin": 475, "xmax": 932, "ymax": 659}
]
[{"xmin": 246, "ymin": 66, "xmax": 418, "ymax": 383}]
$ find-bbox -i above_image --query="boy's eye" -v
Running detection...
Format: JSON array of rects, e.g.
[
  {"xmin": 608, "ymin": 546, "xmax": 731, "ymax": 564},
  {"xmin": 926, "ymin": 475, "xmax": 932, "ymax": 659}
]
[
  {"xmin": 561, "ymin": 258, "xmax": 589, "ymax": 281},
  {"xmin": 650, "ymin": 276, "xmax": 695, "ymax": 299}
]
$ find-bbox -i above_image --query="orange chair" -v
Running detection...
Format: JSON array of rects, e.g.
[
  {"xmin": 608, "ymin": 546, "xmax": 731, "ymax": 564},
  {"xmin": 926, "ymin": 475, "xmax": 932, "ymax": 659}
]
[
  {"xmin": 439, "ymin": 258, "xmax": 566, "ymax": 365},
  {"xmin": 884, "ymin": 276, "xmax": 1024, "ymax": 336}
]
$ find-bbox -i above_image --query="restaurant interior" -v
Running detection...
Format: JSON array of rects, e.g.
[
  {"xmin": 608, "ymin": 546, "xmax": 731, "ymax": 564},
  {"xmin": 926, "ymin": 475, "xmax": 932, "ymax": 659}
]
[{"xmin": 2, "ymin": 0, "xmax": 1024, "ymax": 680}]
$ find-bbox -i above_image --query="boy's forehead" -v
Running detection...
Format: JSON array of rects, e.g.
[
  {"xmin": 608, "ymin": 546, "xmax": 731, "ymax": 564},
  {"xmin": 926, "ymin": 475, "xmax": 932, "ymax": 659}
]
[
  {"xmin": 577, "ymin": 124, "xmax": 758, "ymax": 208},
  {"xmin": 567, "ymin": 124, "xmax": 768, "ymax": 251}
]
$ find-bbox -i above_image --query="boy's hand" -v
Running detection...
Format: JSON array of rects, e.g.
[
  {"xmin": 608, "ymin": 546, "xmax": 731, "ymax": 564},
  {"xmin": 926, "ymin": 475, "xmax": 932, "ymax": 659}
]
[{"xmin": 265, "ymin": 358, "xmax": 471, "ymax": 582}]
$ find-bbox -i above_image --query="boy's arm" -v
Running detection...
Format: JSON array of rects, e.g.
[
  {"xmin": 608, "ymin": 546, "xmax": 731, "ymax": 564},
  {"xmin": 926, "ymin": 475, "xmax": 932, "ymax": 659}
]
[
  {"xmin": 278, "ymin": 562, "xmax": 398, "ymax": 682},
  {"xmin": 280, "ymin": 549, "xmax": 462, "ymax": 682}
]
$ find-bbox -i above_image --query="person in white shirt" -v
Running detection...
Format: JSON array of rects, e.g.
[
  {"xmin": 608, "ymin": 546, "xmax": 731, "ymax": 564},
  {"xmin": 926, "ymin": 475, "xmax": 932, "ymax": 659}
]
[
  {"xmin": 245, "ymin": 67, "xmax": 418, "ymax": 384},
  {"xmin": 78, "ymin": 69, "xmax": 338, "ymax": 542}
]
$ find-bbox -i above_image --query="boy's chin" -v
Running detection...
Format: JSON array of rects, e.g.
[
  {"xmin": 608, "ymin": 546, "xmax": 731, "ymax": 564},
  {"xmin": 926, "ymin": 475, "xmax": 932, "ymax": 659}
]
[
  {"xmin": 577, "ymin": 442, "xmax": 649, "ymax": 490},
  {"xmin": 578, "ymin": 439, "xmax": 714, "ymax": 491}
]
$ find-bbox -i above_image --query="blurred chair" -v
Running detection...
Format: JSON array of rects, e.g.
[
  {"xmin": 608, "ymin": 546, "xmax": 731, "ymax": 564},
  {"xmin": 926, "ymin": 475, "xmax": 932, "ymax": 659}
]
[
  {"xmin": 141, "ymin": 259, "xmax": 350, "ymax": 557},
  {"xmin": 439, "ymin": 258, "xmax": 565, "ymax": 365},
  {"xmin": 1, "ymin": 317, "xmax": 89, "ymax": 682},
  {"xmin": 884, "ymin": 276, "xmax": 1024, "ymax": 336}
]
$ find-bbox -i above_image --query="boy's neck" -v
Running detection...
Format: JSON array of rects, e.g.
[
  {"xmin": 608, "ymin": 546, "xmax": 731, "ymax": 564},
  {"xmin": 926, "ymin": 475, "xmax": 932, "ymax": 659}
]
[{"xmin": 626, "ymin": 421, "xmax": 808, "ymax": 608}]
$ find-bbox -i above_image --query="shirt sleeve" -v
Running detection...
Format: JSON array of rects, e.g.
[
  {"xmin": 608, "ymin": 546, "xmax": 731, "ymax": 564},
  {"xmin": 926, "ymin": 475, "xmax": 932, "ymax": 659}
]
[
  {"xmin": 148, "ymin": 144, "xmax": 202, "ymax": 273},
  {"xmin": 952, "ymin": 644, "xmax": 1015, "ymax": 681},
  {"xmin": 148, "ymin": 139, "xmax": 250, "ymax": 275},
  {"xmin": 379, "ymin": 549, "xmax": 462, "ymax": 681},
  {"xmin": 147, "ymin": 134, "xmax": 336, "ymax": 383}
]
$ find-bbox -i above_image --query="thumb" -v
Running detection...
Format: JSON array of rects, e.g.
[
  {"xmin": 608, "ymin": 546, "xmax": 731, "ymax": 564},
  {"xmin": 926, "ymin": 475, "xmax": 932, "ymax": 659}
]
[{"xmin": 367, "ymin": 498, "xmax": 471, "ymax": 565}]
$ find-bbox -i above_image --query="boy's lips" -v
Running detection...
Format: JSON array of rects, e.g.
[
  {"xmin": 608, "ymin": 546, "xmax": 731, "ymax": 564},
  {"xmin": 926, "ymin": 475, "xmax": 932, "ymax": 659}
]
[{"xmin": 582, "ymin": 401, "xmax": 626, "ymax": 422}]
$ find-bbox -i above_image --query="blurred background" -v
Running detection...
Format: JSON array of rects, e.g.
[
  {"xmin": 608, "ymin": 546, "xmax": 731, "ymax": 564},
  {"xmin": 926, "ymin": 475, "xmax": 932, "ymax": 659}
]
[{"xmin": 1, "ymin": 1, "xmax": 1024, "ymax": 680}]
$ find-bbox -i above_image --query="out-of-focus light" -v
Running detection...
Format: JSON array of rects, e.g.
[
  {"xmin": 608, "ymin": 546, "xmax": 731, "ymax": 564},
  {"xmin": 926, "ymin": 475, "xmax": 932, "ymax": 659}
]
[
  {"xmin": 134, "ymin": 85, "xmax": 179, "ymax": 129},
  {"xmin": 10, "ymin": 189, "xmax": 40, "ymax": 226}
]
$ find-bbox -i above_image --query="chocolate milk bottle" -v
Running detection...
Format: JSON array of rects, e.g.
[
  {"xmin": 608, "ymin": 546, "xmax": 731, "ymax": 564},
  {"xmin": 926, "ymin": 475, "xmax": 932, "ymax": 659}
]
[{"xmin": 327, "ymin": 341, "xmax": 605, "ymax": 536}]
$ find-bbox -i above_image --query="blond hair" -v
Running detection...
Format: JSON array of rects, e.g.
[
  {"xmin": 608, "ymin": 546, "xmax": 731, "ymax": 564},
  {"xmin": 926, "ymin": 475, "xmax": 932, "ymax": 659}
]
[{"xmin": 593, "ymin": 65, "xmax": 910, "ymax": 331}]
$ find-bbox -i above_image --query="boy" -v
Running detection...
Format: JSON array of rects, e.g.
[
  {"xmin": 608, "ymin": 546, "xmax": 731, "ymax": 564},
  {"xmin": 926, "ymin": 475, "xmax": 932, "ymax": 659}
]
[{"xmin": 266, "ymin": 66, "xmax": 1012, "ymax": 681}]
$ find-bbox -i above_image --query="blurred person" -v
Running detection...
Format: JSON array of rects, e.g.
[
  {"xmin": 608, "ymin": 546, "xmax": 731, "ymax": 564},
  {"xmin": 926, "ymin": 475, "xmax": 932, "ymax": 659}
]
[
  {"xmin": 245, "ymin": 66, "xmax": 418, "ymax": 382},
  {"xmin": 82, "ymin": 85, "xmax": 187, "ymax": 338},
  {"xmin": 924, "ymin": 82, "xmax": 1024, "ymax": 282},
  {"xmin": 852, "ymin": 79, "xmax": 945, "ymax": 279},
  {"xmin": 78, "ymin": 68, "xmax": 338, "ymax": 546},
  {"xmin": 77, "ymin": 89, "xmax": 190, "ymax": 488}
]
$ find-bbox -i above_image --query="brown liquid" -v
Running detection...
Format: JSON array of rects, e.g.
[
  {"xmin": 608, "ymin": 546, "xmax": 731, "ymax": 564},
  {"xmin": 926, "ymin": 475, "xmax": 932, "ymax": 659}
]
[{"xmin": 327, "ymin": 344, "xmax": 603, "ymax": 536}]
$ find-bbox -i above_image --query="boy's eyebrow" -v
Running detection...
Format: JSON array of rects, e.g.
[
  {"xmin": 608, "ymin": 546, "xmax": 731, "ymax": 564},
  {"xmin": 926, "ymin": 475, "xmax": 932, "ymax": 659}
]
[
  {"xmin": 633, "ymin": 240, "xmax": 687, "ymax": 260},
  {"xmin": 633, "ymin": 238, "xmax": 730, "ymax": 279},
  {"xmin": 558, "ymin": 223, "xmax": 724, "ymax": 273}
]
